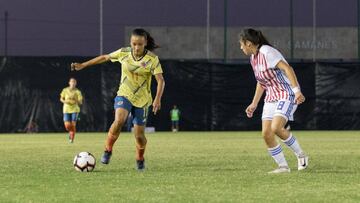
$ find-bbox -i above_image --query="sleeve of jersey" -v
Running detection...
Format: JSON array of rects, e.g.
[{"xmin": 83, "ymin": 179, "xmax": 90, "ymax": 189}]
[
  {"xmin": 109, "ymin": 49, "xmax": 123, "ymax": 62},
  {"xmin": 265, "ymin": 48, "xmax": 284, "ymax": 69},
  {"xmin": 151, "ymin": 57, "xmax": 163, "ymax": 75},
  {"xmin": 77, "ymin": 91, "xmax": 83, "ymax": 102}
]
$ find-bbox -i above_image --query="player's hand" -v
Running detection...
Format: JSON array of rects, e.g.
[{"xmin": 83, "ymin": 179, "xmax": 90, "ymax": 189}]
[
  {"xmin": 295, "ymin": 92, "xmax": 305, "ymax": 105},
  {"xmin": 152, "ymin": 99, "xmax": 161, "ymax": 115},
  {"xmin": 245, "ymin": 103, "xmax": 257, "ymax": 118},
  {"xmin": 73, "ymin": 96, "xmax": 80, "ymax": 104},
  {"xmin": 71, "ymin": 63, "xmax": 85, "ymax": 71},
  {"xmin": 65, "ymin": 100, "xmax": 76, "ymax": 105}
]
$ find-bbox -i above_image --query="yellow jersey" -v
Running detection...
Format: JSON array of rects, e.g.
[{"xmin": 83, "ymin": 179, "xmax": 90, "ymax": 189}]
[
  {"xmin": 60, "ymin": 87, "xmax": 83, "ymax": 113},
  {"xmin": 109, "ymin": 47, "xmax": 163, "ymax": 108}
]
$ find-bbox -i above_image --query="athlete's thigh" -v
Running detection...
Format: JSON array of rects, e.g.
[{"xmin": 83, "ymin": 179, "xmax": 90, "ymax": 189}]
[
  {"xmin": 133, "ymin": 124, "xmax": 145, "ymax": 137},
  {"xmin": 113, "ymin": 96, "xmax": 131, "ymax": 122},
  {"xmin": 114, "ymin": 108, "xmax": 129, "ymax": 123},
  {"xmin": 71, "ymin": 113, "xmax": 78, "ymax": 126},
  {"xmin": 63, "ymin": 113, "xmax": 71, "ymax": 122},
  {"xmin": 262, "ymin": 120, "xmax": 272, "ymax": 135},
  {"xmin": 132, "ymin": 107, "xmax": 149, "ymax": 126},
  {"xmin": 271, "ymin": 115, "xmax": 287, "ymax": 131},
  {"xmin": 71, "ymin": 113, "xmax": 79, "ymax": 122},
  {"xmin": 262, "ymin": 102, "xmax": 276, "ymax": 120}
]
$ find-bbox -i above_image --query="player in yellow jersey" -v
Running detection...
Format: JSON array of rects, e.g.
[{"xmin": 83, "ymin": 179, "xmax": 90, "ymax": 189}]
[
  {"xmin": 70, "ymin": 28, "xmax": 165, "ymax": 171},
  {"xmin": 60, "ymin": 78, "xmax": 83, "ymax": 143}
]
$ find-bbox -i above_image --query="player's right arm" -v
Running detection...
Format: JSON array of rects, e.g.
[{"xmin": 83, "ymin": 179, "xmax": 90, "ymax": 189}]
[
  {"xmin": 60, "ymin": 90, "xmax": 68, "ymax": 104},
  {"xmin": 71, "ymin": 55, "xmax": 111, "ymax": 71},
  {"xmin": 60, "ymin": 95, "xmax": 66, "ymax": 104},
  {"xmin": 245, "ymin": 82, "xmax": 265, "ymax": 118}
]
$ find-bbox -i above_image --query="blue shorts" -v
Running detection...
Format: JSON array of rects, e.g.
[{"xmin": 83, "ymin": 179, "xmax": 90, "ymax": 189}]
[
  {"xmin": 114, "ymin": 96, "xmax": 149, "ymax": 126},
  {"xmin": 63, "ymin": 113, "xmax": 79, "ymax": 122},
  {"xmin": 172, "ymin": 120, "xmax": 179, "ymax": 126}
]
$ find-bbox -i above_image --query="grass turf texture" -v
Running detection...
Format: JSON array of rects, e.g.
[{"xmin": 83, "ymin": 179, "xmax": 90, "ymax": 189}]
[{"xmin": 0, "ymin": 131, "xmax": 359, "ymax": 203}]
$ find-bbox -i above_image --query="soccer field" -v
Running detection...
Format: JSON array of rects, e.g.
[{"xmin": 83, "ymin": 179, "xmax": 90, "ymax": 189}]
[{"xmin": 0, "ymin": 131, "xmax": 359, "ymax": 203}]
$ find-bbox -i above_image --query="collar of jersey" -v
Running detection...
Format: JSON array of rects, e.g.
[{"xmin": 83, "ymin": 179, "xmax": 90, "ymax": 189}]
[{"xmin": 131, "ymin": 49, "xmax": 148, "ymax": 61}]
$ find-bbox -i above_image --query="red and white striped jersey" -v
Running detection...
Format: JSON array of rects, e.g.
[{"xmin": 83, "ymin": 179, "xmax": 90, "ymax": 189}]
[{"xmin": 250, "ymin": 45, "xmax": 295, "ymax": 103}]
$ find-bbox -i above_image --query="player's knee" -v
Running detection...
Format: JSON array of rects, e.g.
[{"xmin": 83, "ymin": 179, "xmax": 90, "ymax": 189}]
[
  {"xmin": 270, "ymin": 125, "xmax": 282, "ymax": 135},
  {"xmin": 64, "ymin": 123, "xmax": 72, "ymax": 131},
  {"xmin": 262, "ymin": 129, "xmax": 272, "ymax": 140},
  {"xmin": 113, "ymin": 118, "xmax": 126, "ymax": 128},
  {"xmin": 134, "ymin": 130, "xmax": 146, "ymax": 140},
  {"xmin": 135, "ymin": 135, "xmax": 147, "ymax": 146}
]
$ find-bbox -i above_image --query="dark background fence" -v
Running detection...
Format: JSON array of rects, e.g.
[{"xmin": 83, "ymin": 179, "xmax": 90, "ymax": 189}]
[
  {"xmin": 1, "ymin": 0, "xmax": 359, "ymax": 60},
  {"xmin": 0, "ymin": 57, "xmax": 359, "ymax": 132}
]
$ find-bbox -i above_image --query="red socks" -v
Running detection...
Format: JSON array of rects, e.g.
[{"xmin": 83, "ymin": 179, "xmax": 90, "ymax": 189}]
[
  {"xmin": 64, "ymin": 122, "xmax": 76, "ymax": 141},
  {"xmin": 105, "ymin": 133, "xmax": 118, "ymax": 152},
  {"xmin": 136, "ymin": 145, "xmax": 146, "ymax": 161}
]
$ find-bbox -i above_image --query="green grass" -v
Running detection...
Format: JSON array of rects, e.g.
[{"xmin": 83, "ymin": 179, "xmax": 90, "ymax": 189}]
[{"xmin": 0, "ymin": 131, "xmax": 359, "ymax": 203}]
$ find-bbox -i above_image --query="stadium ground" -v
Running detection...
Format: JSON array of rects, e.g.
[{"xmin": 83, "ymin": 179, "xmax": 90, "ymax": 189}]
[{"xmin": 0, "ymin": 131, "xmax": 359, "ymax": 202}]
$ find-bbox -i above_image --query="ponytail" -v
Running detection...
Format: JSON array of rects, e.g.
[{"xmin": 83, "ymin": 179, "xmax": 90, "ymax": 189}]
[
  {"xmin": 132, "ymin": 28, "xmax": 159, "ymax": 51},
  {"xmin": 240, "ymin": 28, "xmax": 271, "ymax": 48}
]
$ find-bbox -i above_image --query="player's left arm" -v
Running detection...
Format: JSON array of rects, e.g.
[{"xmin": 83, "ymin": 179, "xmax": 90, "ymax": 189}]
[
  {"xmin": 153, "ymin": 73, "xmax": 165, "ymax": 115},
  {"xmin": 77, "ymin": 91, "xmax": 83, "ymax": 105},
  {"xmin": 60, "ymin": 90, "xmax": 73, "ymax": 105},
  {"xmin": 277, "ymin": 60, "xmax": 305, "ymax": 105}
]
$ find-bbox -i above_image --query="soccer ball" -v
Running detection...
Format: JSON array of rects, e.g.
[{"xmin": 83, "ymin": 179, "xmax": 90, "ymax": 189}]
[{"xmin": 73, "ymin": 152, "xmax": 96, "ymax": 172}]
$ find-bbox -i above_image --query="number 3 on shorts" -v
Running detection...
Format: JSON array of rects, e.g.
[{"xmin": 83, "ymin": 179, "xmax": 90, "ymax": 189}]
[{"xmin": 277, "ymin": 101, "xmax": 286, "ymax": 110}]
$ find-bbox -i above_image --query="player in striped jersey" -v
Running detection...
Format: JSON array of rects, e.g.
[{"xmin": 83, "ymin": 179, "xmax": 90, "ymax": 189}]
[
  {"xmin": 71, "ymin": 28, "xmax": 165, "ymax": 171},
  {"xmin": 239, "ymin": 28, "xmax": 308, "ymax": 173}
]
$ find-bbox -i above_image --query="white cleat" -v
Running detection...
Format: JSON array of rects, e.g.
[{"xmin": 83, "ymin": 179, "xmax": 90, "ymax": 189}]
[
  {"xmin": 297, "ymin": 153, "xmax": 309, "ymax": 171},
  {"xmin": 268, "ymin": 166, "xmax": 291, "ymax": 174}
]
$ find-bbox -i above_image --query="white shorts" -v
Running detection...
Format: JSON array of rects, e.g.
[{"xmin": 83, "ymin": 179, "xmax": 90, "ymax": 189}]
[{"xmin": 262, "ymin": 100, "xmax": 297, "ymax": 121}]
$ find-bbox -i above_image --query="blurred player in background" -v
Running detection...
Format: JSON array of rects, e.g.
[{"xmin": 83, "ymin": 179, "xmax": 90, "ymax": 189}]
[
  {"xmin": 60, "ymin": 78, "xmax": 83, "ymax": 143},
  {"xmin": 239, "ymin": 28, "xmax": 308, "ymax": 173},
  {"xmin": 71, "ymin": 28, "xmax": 165, "ymax": 171},
  {"xmin": 170, "ymin": 105, "xmax": 180, "ymax": 132}
]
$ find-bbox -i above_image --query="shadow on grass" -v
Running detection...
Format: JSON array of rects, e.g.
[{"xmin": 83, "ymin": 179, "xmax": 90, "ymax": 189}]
[{"xmin": 303, "ymin": 165, "xmax": 359, "ymax": 174}]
